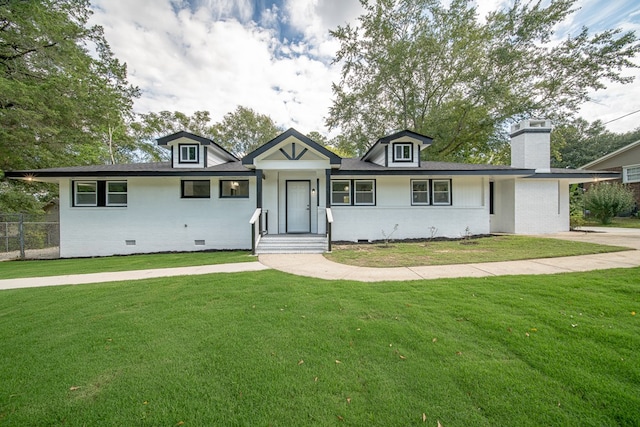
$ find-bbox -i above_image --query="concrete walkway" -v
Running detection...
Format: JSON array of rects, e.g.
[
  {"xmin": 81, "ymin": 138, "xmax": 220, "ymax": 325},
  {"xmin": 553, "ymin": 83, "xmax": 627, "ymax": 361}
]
[
  {"xmin": 1, "ymin": 227, "xmax": 638, "ymax": 289},
  {"xmin": 259, "ymin": 227, "xmax": 640, "ymax": 282},
  {"xmin": 0, "ymin": 262, "xmax": 269, "ymax": 290}
]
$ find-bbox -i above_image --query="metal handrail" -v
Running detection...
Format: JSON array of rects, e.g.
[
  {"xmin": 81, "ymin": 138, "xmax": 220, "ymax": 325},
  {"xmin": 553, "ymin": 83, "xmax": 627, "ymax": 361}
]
[
  {"xmin": 250, "ymin": 208, "xmax": 262, "ymax": 255},
  {"xmin": 325, "ymin": 207, "xmax": 333, "ymax": 252}
]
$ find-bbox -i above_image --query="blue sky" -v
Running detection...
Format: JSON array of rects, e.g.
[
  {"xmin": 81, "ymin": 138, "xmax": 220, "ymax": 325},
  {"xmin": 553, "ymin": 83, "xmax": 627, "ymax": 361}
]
[{"xmin": 90, "ymin": 0, "xmax": 640, "ymax": 135}]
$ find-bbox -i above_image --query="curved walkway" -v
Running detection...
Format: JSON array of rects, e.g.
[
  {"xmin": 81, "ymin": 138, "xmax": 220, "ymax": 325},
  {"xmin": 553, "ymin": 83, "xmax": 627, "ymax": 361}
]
[
  {"xmin": 1, "ymin": 227, "xmax": 639, "ymax": 290},
  {"xmin": 259, "ymin": 227, "xmax": 640, "ymax": 282}
]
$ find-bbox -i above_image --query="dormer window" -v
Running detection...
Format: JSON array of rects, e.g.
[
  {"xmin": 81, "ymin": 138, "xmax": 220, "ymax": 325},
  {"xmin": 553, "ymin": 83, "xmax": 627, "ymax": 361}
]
[
  {"xmin": 393, "ymin": 143, "xmax": 413, "ymax": 162},
  {"xmin": 179, "ymin": 144, "xmax": 199, "ymax": 163}
]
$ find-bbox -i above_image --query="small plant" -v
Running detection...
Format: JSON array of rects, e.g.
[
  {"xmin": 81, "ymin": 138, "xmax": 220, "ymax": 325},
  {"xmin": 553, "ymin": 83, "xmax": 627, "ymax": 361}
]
[
  {"xmin": 424, "ymin": 226, "xmax": 438, "ymax": 246},
  {"xmin": 428, "ymin": 226, "xmax": 438, "ymax": 240},
  {"xmin": 460, "ymin": 226, "xmax": 475, "ymax": 245},
  {"xmin": 584, "ymin": 182, "xmax": 635, "ymax": 225},
  {"xmin": 381, "ymin": 224, "xmax": 399, "ymax": 247}
]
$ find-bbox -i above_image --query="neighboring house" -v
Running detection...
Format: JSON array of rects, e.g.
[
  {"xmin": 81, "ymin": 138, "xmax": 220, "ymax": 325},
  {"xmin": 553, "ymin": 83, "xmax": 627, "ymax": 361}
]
[
  {"xmin": 582, "ymin": 140, "xmax": 640, "ymax": 208},
  {"xmin": 6, "ymin": 120, "xmax": 618, "ymax": 258}
]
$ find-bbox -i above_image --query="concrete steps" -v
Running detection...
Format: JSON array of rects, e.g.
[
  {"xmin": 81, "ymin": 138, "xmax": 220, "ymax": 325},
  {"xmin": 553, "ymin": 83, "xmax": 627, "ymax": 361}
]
[{"xmin": 256, "ymin": 234, "xmax": 328, "ymax": 254}]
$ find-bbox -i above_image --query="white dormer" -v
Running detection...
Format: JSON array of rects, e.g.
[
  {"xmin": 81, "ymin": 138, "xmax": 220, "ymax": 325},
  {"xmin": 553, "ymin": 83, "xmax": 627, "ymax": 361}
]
[
  {"xmin": 156, "ymin": 131, "xmax": 238, "ymax": 168},
  {"xmin": 361, "ymin": 130, "xmax": 433, "ymax": 167}
]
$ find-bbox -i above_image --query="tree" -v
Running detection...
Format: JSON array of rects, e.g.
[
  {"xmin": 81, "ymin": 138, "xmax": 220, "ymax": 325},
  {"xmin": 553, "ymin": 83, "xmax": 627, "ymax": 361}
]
[
  {"xmin": 0, "ymin": 0, "xmax": 141, "ymax": 211},
  {"xmin": 552, "ymin": 118, "xmax": 640, "ymax": 168},
  {"xmin": 584, "ymin": 182, "xmax": 635, "ymax": 224},
  {"xmin": 131, "ymin": 110, "xmax": 215, "ymax": 162},
  {"xmin": 211, "ymin": 106, "xmax": 282, "ymax": 157},
  {"xmin": 327, "ymin": 0, "xmax": 640, "ymax": 160}
]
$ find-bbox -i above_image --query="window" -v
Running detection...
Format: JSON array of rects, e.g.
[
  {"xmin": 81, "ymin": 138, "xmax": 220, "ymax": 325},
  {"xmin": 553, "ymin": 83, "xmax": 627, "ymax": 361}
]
[
  {"xmin": 332, "ymin": 180, "xmax": 351, "ymax": 205},
  {"xmin": 181, "ymin": 180, "xmax": 210, "ymax": 198},
  {"xmin": 179, "ymin": 144, "xmax": 199, "ymax": 163},
  {"xmin": 354, "ymin": 180, "xmax": 375, "ymax": 205},
  {"xmin": 107, "ymin": 181, "xmax": 128, "ymax": 206},
  {"xmin": 393, "ymin": 143, "xmax": 413, "ymax": 162},
  {"xmin": 74, "ymin": 181, "xmax": 97, "ymax": 206},
  {"xmin": 220, "ymin": 180, "xmax": 249, "ymax": 198},
  {"xmin": 73, "ymin": 180, "xmax": 128, "ymax": 207},
  {"xmin": 411, "ymin": 180, "xmax": 429, "ymax": 205},
  {"xmin": 624, "ymin": 165, "xmax": 640, "ymax": 183},
  {"xmin": 432, "ymin": 180, "xmax": 451, "ymax": 205}
]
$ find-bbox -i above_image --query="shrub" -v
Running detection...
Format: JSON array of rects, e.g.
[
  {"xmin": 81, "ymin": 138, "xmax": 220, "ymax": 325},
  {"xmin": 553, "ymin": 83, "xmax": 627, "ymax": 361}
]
[
  {"xmin": 569, "ymin": 184, "xmax": 585, "ymax": 229},
  {"xmin": 584, "ymin": 182, "xmax": 635, "ymax": 224}
]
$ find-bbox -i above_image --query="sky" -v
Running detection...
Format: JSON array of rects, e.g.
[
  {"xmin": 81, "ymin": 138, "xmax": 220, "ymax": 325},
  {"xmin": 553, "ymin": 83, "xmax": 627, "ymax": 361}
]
[{"xmin": 89, "ymin": 0, "xmax": 640, "ymax": 136}]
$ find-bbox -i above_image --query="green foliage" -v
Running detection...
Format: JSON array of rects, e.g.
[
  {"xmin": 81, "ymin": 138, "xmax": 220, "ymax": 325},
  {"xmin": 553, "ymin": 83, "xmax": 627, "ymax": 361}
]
[
  {"xmin": 0, "ymin": 269, "xmax": 639, "ymax": 425},
  {"xmin": 551, "ymin": 118, "xmax": 640, "ymax": 168},
  {"xmin": 584, "ymin": 182, "xmax": 636, "ymax": 224},
  {"xmin": 0, "ymin": 180, "xmax": 48, "ymax": 213},
  {"xmin": 569, "ymin": 184, "xmax": 586, "ymax": 229},
  {"xmin": 327, "ymin": 0, "xmax": 640, "ymax": 159},
  {"xmin": 211, "ymin": 106, "xmax": 282, "ymax": 157},
  {"xmin": 0, "ymin": 0, "xmax": 140, "ymax": 171},
  {"xmin": 133, "ymin": 107, "xmax": 282, "ymax": 159}
]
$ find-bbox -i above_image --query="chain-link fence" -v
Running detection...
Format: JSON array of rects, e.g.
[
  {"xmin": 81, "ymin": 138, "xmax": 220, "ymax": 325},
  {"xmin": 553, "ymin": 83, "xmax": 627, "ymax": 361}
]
[{"xmin": 0, "ymin": 213, "xmax": 60, "ymax": 260}]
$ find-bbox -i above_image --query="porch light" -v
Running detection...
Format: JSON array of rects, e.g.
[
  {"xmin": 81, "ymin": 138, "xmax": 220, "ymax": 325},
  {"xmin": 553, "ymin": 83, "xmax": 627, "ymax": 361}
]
[
  {"xmin": 311, "ymin": 188, "xmax": 316, "ymax": 195},
  {"xmin": 231, "ymin": 181, "xmax": 239, "ymax": 189}
]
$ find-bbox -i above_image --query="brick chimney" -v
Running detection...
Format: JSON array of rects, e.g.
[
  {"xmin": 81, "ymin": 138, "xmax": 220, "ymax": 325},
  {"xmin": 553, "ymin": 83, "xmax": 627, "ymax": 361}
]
[{"xmin": 510, "ymin": 119, "xmax": 552, "ymax": 173}]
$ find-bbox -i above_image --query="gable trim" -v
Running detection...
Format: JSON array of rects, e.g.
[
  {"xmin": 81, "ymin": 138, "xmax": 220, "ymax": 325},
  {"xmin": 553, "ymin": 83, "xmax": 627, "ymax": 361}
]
[{"xmin": 242, "ymin": 128, "xmax": 342, "ymax": 166}]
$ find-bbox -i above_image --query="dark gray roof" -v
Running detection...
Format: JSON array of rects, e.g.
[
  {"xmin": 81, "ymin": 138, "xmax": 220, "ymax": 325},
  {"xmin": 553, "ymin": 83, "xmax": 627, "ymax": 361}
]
[
  {"xmin": 335, "ymin": 158, "xmax": 535, "ymax": 175},
  {"xmin": 6, "ymin": 159, "xmax": 621, "ymax": 181},
  {"xmin": 525, "ymin": 168, "xmax": 621, "ymax": 179},
  {"xmin": 5, "ymin": 161, "xmax": 253, "ymax": 179}
]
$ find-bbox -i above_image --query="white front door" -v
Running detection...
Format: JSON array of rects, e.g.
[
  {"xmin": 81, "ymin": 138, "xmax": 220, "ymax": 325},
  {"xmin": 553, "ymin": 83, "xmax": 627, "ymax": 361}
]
[{"xmin": 286, "ymin": 181, "xmax": 310, "ymax": 233}]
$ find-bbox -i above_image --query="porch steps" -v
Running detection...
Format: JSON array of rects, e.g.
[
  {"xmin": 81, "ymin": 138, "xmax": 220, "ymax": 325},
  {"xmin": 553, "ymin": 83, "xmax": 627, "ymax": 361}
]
[{"xmin": 255, "ymin": 234, "xmax": 328, "ymax": 254}]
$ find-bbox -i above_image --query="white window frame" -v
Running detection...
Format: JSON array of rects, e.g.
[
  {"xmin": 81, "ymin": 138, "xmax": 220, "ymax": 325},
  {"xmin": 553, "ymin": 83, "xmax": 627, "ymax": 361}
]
[
  {"xmin": 354, "ymin": 180, "xmax": 376, "ymax": 206},
  {"xmin": 432, "ymin": 179, "xmax": 452, "ymax": 205},
  {"xmin": 179, "ymin": 144, "xmax": 199, "ymax": 163},
  {"xmin": 411, "ymin": 180, "xmax": 430, "ymax": 205},
  {"xmin": 393, "ymin": 143, "xmax": 413, "ymax": 162},
  {"xmin": 74, "ymin": 181, "xmax": 97, "ymax": 207},
  {"xmin": 106, "ymin": 181, "xmax": 128, "ymax": 206},
  {"xmin": 331, "ymin": 180, "xmax": 351, "ymax": 205},
  {"xmin": 623, "ymin": 164, "xmax": 640, "ymax": 183}
]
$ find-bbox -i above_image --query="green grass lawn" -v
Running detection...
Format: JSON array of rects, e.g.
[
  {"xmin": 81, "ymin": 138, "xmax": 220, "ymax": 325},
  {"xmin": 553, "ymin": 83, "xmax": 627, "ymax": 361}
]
[
  {"xmin": 0, "ymin": 269, "xmax": 638, "ymax": 426},
  {"xmin": 325, "ymin": 235, "xmax": 628, "ymax": 268},
  {"xmin": 583, "ymin": 216, "xmax": 640, "ymax": 228},
  {"xmin": 0, "ymin": 251, "xmax": 252, "ymax": 280}
]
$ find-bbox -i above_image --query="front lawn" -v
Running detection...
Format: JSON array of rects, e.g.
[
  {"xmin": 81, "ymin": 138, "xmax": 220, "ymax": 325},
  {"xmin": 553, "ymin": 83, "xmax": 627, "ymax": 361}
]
[
  {"xmin": 325, "ymin": 235, "xmax": 628, "ymax": 268},
  {"xmin": 0, "ymin": 251, "xmax": 252, "ymax": 280},
  {"xmin": 0, "ymin": 269, "xmax": 638, "ymax": 426}
]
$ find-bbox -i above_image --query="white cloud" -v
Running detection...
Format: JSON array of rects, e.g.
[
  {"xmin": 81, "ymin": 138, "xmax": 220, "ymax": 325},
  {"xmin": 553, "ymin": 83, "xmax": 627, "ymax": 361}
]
[{"xmin": 90, "ymin": 0, "xmax": 640, "ymax": 139}]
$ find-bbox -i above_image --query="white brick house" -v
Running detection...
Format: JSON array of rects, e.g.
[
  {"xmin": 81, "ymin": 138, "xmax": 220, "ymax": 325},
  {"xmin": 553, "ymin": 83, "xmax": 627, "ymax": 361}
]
[{"xmin": 6, "ymin": 120, "xmax": 618, "ymax": 257}]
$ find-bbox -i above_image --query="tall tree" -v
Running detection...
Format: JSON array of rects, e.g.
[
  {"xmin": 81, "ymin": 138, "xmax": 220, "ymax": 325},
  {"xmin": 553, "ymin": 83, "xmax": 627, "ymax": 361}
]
[
  {"xmin": 211, "ymin": 106, "xmax": 282, "ymax": 157},
  {"xmin": 327, "ymin": 0, "xmax": 639, "ymax": 161},
  {"xmin": 0, "ymin": 0, "xmax": 140, "ymax": 171},
  {"xmin": 552, "ymin": 118, "xmax": 640, "ymax": 168},
  {"xmin": 0, "ymin": 0, "xmax": 141, "ymax": 211}
]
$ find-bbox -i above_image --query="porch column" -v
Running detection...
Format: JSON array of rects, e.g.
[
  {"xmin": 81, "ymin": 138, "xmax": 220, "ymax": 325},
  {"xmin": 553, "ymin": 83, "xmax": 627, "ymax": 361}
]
[
  {"xmin": 256, "ymin": 169, "xmax": 263, "ymax": 234},
  {"xmin": 325, "ymin": 169, "xmax": 331, "ymax": 207},
  {"xmin": 256, "ymin": 169, "xmax": 263, "ymax": 208}
]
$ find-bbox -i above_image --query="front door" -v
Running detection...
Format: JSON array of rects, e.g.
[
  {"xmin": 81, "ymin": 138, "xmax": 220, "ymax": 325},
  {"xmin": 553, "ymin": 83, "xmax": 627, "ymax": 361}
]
[{"xmin": 286, "ymin": 181, "xmax": 311, "ymax": 233}]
